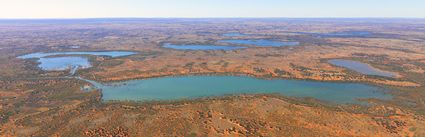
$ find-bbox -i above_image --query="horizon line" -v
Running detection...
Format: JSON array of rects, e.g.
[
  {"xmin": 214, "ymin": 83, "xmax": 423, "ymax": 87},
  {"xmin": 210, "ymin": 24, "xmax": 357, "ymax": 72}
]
[{"xmin": 1, "ymin": 17, "xmax": 425, "ymax": 20}]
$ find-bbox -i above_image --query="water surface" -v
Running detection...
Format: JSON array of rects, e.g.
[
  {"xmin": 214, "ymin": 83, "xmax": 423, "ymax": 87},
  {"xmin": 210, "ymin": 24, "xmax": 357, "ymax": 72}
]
[
  {"xmin": 82, "ymin": 75, "xmax": 391, "ymax": 104},
  {"xmin": 163, "ymin": 43, "xmax": 246, "ymax": 50},
  {"xmin": 323, "ymin": 31, "xmax": 372, "ymax": 37},
  {"xmin": 293, "ymin": 31, "xmax": 372, "ymax": 38},
  {"xmin": 222, "ymin": 33, "xmax": 248, "ymax": 37},
  {"xmin": 219, "ymin": 39, "xmax": 299, "ymax": 47},
  {"xmin": 18, "ymin": 51, "xmax": 136, "ymax": 73},
  {"xmin": 38, "ymin": 57, "xmax": 91, "ymax": 71},
  {"xmin": 18, "ymin": 51, "xmax": 136, "ymax": 59},
  {"xmin": 329, "ymin": 59, "xmax": 397, "ymax": 77}
]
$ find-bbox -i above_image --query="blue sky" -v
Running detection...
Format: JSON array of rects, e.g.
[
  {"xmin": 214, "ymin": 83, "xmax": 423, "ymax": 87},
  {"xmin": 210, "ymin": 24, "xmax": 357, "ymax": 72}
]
[{"xmin": 0, "ymin": 0, "xmax": 424, "ymax": 18}]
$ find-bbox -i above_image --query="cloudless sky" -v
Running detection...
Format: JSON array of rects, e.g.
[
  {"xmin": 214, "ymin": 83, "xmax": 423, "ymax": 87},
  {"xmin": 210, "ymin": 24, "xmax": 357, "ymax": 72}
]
[{"xmin": 0, "ymin": 0, "xmax": 424, "ymax": 18}]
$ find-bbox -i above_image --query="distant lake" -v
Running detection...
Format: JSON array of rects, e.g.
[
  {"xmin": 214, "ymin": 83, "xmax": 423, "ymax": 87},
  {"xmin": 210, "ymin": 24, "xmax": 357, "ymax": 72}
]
[
  {"xmin": 294, "ymin": 31, "xmax": 372, "ymax": 38},
  {"xmin": 163, "ymin": 43, "xmax": 246, "ymax": 50},
  {"xmin": 18, "ymin": 51, "xmax": 136, "ymax": 59},
  {"xmin": 82, "ymin": 75, "xmax": 391, "ymax": 104},
  {"xmin": 329, "ymin": 59, "xmax": 397, "ymax": 77},
  {"xmin": 18, "ymin": 51, "xmax": 136, "ymax": 73},
  {"xmin": 219, "ymin": 39, "xmax": 299, "ymax": 47},
  {"xmin": 222, "ymin": 33, "xmax": 248, "ymax": 37},
  {"xmin": 322, "ymin": 31, "xmax": 372, "ymax": 37}
]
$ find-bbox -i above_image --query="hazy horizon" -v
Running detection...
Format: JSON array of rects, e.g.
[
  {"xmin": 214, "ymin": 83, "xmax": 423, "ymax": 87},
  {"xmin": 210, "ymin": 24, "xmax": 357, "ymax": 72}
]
[
  {"xmin": 0, "ymin": 0, "xmax": 424, "ymax": 19},
  {"xmin": 1, "ymin": 17, "xmax": 425, "ymax": 20}
]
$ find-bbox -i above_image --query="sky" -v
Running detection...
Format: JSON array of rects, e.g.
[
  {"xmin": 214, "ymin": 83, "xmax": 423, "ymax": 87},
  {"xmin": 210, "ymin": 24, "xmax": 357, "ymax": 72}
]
[{"xmin": 0, "ymin": 0, "xmax": 424, "ymax": 18}]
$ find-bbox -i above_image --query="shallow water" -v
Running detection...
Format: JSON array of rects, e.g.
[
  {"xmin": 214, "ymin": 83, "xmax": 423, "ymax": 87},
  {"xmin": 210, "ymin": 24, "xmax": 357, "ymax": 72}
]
[
  {"xmin": 222, "ymin": 33, "xmax": 248, "ymax": 37},
  {"xmin": 18, "ymin": 51, "xmax": 136, "ymax": 59},
  {"xmin": 329, "ymin": 59, "xmax": 397, "ymax": 77},
  {"xmin": 219, "ymin": 39, "xmax": 299, "ymax": 47},
  {"xmin": 18, "ymin": 51, "xmax": 136, "ymax": 71},
  {"xmin": 294, "ymin": 31, "xmax": 372, "ymax": 38},
  {"xmin": 163, "ymin": 43, "xmax": 246, "ymax": 50},
  {"xmin": 323, "ymin": 31, "xmax": 371, "ymax": 37},
  {"xmin": 82, "ymin": 75, "xmax": 391, "ymax": 104},
  {"xmin": 38, "ymin": 57, "xmax": 90, "ymax": 71}
]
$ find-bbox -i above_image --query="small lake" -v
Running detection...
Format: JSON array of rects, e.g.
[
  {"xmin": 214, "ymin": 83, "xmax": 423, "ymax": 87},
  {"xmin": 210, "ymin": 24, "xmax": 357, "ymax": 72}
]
[
  {"xmin": 323, "ymin": 31, "xmax": 371, "ymax": 37},
  {"xmin": 222, "ymin": 33, "xmax": 248, "ymax": 37},
  {"xmin": 329, "ymin": 59, "xmax": 397, "ymax": 77},
  {"xmin": 18, "ymin": 51, "xmax": 136, "ymax": 59},
  {"xmin": 294, "ymin": 31, "xmax": 372, "ymax": 38},
  {"xmin": 219, "ymin": 39, "xmax": 299, "ymax": 47},
  {"xmin": 163, "ymin": 43, "xmax": 246, "ymax": 50},
  {"xmin": 38, "ymin": 57, "xmax": 91, "ymax": 71},
  {"xmin": 82, "ymin": 75, "xmax": 391, "ymax": 104},
  {"xmin": 18, "ymin": 51, "xmax": 136, "ymax": 72}
]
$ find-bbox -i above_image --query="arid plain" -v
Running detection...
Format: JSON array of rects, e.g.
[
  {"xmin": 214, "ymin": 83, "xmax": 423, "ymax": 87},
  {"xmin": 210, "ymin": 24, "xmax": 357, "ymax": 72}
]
[{"xmin": 1, "ymin": 18, "xmax": 425, "ymax": 136}]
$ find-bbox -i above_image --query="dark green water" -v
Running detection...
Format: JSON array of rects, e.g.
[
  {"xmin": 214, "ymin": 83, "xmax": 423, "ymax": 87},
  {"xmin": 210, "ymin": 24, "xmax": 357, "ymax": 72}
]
[{"xmin": 82, "ymin": 75, "xmax": 391, "ymax": 104}]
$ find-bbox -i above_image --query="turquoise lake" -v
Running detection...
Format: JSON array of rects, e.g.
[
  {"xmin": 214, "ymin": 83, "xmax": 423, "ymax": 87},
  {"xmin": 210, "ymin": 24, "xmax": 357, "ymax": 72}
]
[
  {"xmin": 163, "ymin": 43, "xmax": 246, "ymax": 50},
  {"xmin": 17, "ymin": 51, "xmax": 393, "ymax": 105},
  {"xmin": 329, "ymin": 59, "xmax": 397, "ymax": 77},
  {"xmin": 82, "ymin": 75, "xmax": 391, "ymax": 104},
  {"xmin": 218, "ymin": 39, "xmax": 299, "ymax": 47}
]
